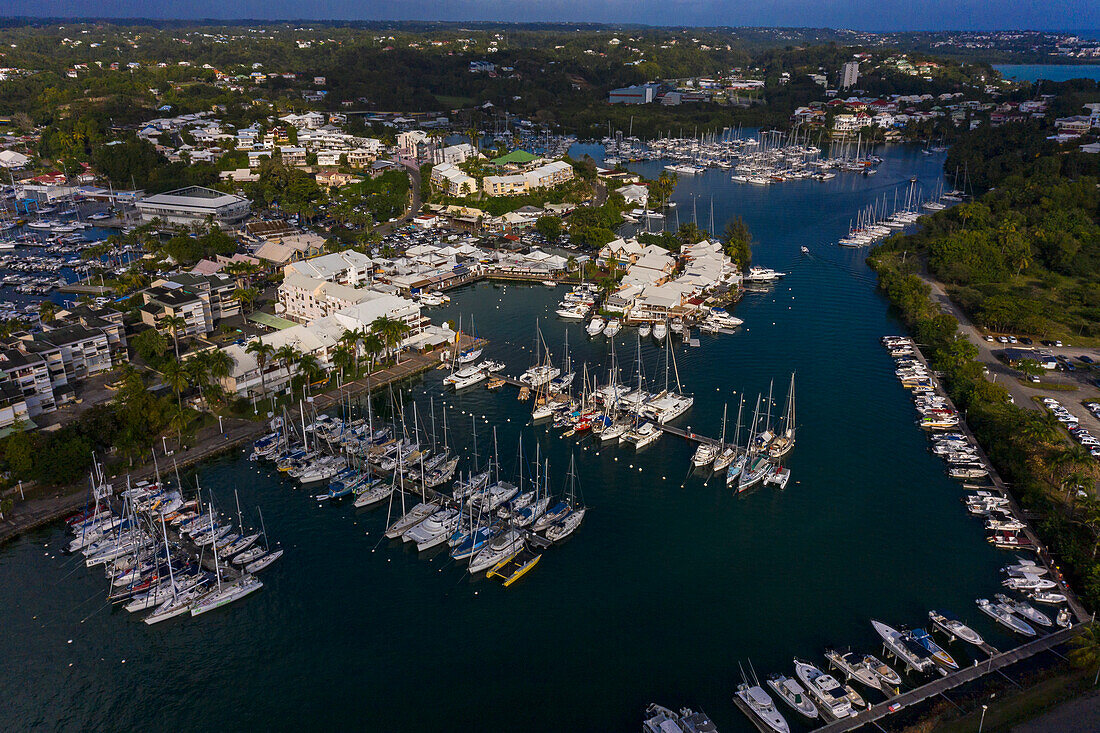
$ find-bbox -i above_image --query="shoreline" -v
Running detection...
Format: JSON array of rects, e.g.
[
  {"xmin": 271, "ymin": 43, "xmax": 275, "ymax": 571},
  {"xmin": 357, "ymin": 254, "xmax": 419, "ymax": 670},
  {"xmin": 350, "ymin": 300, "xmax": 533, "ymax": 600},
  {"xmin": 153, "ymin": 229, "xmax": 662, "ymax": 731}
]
[{"xmin": 0, "ymin": 340, "xmax": 469, "ymax": 547}]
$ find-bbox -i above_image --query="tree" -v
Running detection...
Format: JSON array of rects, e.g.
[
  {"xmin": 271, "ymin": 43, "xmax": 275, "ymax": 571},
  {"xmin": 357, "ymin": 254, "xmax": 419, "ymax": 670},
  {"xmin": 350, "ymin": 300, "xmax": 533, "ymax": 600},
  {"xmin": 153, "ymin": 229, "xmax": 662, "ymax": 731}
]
[
  {"xmin": 535, "ymin": 215, "xmax": 562, "ymax": 241},
  {"xmin": 161, "ymin": 358, "xmax": 189, "ymax": 414},
  {"xmin": 360, "ymin": 331, "xmax": 385, "ymax": 373},
  {"xmin": 206, "ymin": 349, "xmax": 235, "ymax": 404},
  {"xmin": 274, "ymin": 345, "xmax": 301, "ymax": 391},
  {"xmin": 722, "ymin": 216, "xmax": 753, "ymax": 273},
  {"xmin": 160, "ymin": 315, "xmax": 186, "ymax": 359},
  {"xmin": 332, "ymin": 343, "xmax": 356, "ymax": 381},
  {"xmin": 296, "ymin": 353, "xmax": 324, "ymax": 398},
  {"xmin": 184, "ymin": 355, "xmax": 211, "ymax": 410},
  {"xmin": 39, "ymin": 301, "xmax": 57, "ymax": 324},
  {"xmin": 1069, "ymin": 622, "xmax": 1100, "ymax": 675},
  {"xmin": 677, "ymin": 221, "xmax": 707, "ymax": 245},
  {"xmin": 233, "ymin": 286, "xmax": 260, "ymax": 314},
  {"xmin": 1016, "ymin": 358, "xmax": 1044, "ymax": 379},
  {"xmin": 131, "ymin": 328, "xmax": 168, "ymax": 365},
  {"xmin": 371, "ymin": 316, "xmax": 410, "ymax": 364},
  {"xmin": 246, "ymin": 338, "xmax": 276, "ymax": 405}
]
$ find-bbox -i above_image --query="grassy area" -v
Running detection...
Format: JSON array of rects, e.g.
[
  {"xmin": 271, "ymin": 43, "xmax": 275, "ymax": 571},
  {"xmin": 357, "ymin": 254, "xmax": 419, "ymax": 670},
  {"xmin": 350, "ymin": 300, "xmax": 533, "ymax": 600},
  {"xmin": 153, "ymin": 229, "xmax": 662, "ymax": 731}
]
[
  {"xmin": 1018, "ymin": 379, "xmax": 1079, "ymax": 392},
  {"xmin": 433, "ymin": 94, "xmax": 474, "ymax": 108},
  {"xmin": 927, "ymin": 668, "xmax": 1094, "ymax": 733}
]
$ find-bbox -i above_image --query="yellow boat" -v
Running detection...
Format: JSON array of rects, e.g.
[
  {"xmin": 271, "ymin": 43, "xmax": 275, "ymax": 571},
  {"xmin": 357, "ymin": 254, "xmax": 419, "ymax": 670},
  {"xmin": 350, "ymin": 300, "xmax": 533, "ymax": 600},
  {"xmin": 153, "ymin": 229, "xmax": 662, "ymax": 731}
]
[{"xmin": 488, "ymin": 548, "xmax": 542, "ymax": 587}]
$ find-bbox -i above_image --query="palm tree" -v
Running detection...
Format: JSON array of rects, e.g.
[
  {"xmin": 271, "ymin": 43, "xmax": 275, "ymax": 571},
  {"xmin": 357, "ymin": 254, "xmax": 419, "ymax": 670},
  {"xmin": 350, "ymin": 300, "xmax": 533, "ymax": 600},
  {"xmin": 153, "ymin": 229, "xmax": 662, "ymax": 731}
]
[
  {"xmin": 206, "ymin": 349, "xmax": 235, "ymax": 405},
  {"xmin": 332, "ymin": 343, "xmax": 356, "ymax": 382},
  {"xmin": 184, "ymin": 354, "xmax": 211, "ymax": 410},
  {"xmin": 372, "ymin": 316, "xmax": 412, "ymax": 365},
  {"xmin": 246, "ymin": 338, "xmax": 276, "ymax": 404},
  {"xmin": 39, "ymin": 301, "xmax": 57, "ymax": 324},
  {"xmin": 360, "ymin": 331, "xmax": 384, "ymax": 374},
  {"xmin": 274, "ymin": 344, "xmax": 302, "ymax": 393},
  {"xmin": 161, "ymin": 358, "xmax": 190, "ymax": 446},
  {"xmin": 296, "ymin": 353, "xmax": 324, "ymax": 398},
  {"xmin": 160, "ymin": 315, "xmax": 186, "ymax": 359},
  {"xmin": 233, "ymin": 286, "xmax": 260, "ymax": 314},
  {"xmin": 1069, "ymin": 622, "xmax": 1100, "ymax": 678}
]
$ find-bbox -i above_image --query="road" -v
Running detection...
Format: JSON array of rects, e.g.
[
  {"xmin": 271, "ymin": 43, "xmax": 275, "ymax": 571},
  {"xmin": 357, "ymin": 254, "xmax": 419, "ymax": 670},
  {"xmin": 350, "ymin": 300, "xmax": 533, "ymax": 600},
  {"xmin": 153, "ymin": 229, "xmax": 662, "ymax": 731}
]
[
  {"xmin": 918, "ymin": 272, "xmax": 1100, "ymax": 441},
  {"xmin": 374, "ymin": 161, "xmax": 423, "ymax": 236}
]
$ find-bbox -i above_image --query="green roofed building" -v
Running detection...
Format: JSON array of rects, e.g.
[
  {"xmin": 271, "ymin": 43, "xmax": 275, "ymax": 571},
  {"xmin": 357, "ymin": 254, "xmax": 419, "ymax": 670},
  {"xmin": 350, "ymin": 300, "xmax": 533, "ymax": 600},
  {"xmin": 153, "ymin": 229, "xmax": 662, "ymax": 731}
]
[{"xmin": 491, "ymin": 150, "xmax": 538, "ymax": 166}]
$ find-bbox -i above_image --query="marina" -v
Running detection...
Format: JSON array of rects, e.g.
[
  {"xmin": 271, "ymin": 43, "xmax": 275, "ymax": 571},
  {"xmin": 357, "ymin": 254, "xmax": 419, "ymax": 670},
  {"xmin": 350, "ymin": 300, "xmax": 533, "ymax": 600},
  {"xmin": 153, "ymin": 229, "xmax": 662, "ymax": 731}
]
[{"xmin": 0, "ymin": 142, "xmax": 1079, "ymax": 732}]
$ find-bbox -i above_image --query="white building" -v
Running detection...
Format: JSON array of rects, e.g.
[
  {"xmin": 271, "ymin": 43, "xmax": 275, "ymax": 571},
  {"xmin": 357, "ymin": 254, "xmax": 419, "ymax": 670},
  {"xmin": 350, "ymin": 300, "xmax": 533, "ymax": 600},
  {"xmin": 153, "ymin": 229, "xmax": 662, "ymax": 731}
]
[
  {"xmin": 430, "ymin": 163, "xmax": 477, "ymax": 196},
  {"xmin": 284, "ymin": 249, "xmax": 376, "ymax": 287},
  {"xmin": 431, "ymin": 143, "xmax": 478, "ymax": 166},
  {"xmin": 841, "ymin": 61, "xmax": 860, "ymax": 89},
  {"xmin": 136, "ymin": 186, "xmax": 250, "ymax": 225}
]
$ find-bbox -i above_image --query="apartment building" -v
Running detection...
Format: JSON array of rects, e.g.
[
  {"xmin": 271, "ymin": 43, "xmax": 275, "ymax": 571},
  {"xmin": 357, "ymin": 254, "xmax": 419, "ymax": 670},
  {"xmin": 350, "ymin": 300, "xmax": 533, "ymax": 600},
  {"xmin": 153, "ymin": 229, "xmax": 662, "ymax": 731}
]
[{"xmin": 430, "ymin": 163, "xmax": 477, "ymax": 196}]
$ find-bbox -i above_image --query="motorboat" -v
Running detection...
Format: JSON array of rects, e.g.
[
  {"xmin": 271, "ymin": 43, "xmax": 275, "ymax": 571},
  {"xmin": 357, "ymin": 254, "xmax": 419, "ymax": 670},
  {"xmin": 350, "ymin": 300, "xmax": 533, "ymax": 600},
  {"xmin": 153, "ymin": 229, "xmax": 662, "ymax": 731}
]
[
  {"xmin": 642, "ymin": 704, "xmax": 719, "ymax": 733},
  {"xmin": 735, "ymin": 682, "xmax": 790, "ymax": 733},
  {"xmin": 995, "ymin": 594, "xmax": 1052, "ymax": 628},
  {"xmin": 586, "ymin": 316, "xmax": 606, "ymax": 336},
  {"xmin": 977, "ymin": 598, "xmax": 1036, "ymax": 636},
  {"xmin": 861, "ymin": 654, "xmax": 902, "ymax": 690},
  {"xmin": 444, "ymin": 365, "xmax": 484, "ymax": 386},
  {"xmin": 652, "ymin": 322, "xmax": 667, "ymax": 341},
  {"xmin": 909, "ymin": 628, "xmax": 959, "ymax": 671},
  {"xmin": 692, "ymin": 442, "xmax": 719, "ymax": 467},
  {"xmin": 603, "ymin": 318, "xmax": 622, "ymax": 337},
  {"xmin": 1031, "ymin": 591, "xmax": 1068, "ymax": 605},
  {"xmin": 928, "ymin": 610, "xmax": 985, "ymax": 647},
  {"xmin": 638, "ymin": 323, "xmax": 652, "ymax": 338},
  {"xmin": 793, "ymin": 658, "xmax": 852, "ymax": 720},
  {"xmin": 519, "ymin": 364, "xmax": 561, "ymax": 388},
  {"xmin": 824, "ymin": 650, "xmax": 881, "ymax": 691},
  {"xmin": 871, "ymin": 619, "xmax": 933, "ymax": 673},
  {"xmin": 1003, "ymin": 573, "xmax": 1057, "ymax": 591},
  {"xmin": 766, "ymin": 674, "xmax": 818, "ymax": 720}
]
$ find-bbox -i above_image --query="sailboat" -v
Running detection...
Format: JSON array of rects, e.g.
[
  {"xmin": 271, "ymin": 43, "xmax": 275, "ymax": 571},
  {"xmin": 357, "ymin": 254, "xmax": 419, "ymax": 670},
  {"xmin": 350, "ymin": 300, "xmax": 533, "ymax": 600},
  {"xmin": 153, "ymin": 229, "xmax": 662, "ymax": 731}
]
[
  {"xmin": 546, "ymin": 454, "xmax": 586, "ymax": 542},
  {"xmin": 767, "ymin": 373, "xmax": 796, "ymax": 458},
  {"xmin": 737, "ymin": 395, "xmax": 772, "ymax": 492},
  {"xmin": 713, "ymin": 401, "xmax": 738, "ymax": 471},
  {"xmin": 189, "ymin": 502, "xmax": 264, "ymax": 616}
]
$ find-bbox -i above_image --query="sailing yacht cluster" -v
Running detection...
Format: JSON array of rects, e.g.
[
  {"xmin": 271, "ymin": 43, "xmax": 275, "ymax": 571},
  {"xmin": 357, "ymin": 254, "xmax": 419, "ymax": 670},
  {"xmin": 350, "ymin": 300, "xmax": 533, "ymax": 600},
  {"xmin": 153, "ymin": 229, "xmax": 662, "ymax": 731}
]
[
  {"xmin": 63, "ymin": 458, "xmax": 280, "ymax": 625},
  {"xmin": 838, "ymin": 180, "xmax": 961, "ymax": 247},
  {"xmin": 249, "ymin": 387, "xmax": 587, "ymax": 588}
]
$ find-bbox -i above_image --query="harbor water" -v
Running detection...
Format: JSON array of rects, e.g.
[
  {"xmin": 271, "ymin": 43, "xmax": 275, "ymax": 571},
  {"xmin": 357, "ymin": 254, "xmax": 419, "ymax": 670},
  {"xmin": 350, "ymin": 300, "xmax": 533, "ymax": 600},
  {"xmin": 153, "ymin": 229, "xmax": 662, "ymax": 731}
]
[
  {"xmin": 0, "ymin": 143, "xmax": 1020, "ymax": 732},
  {"xmin": 994, "ymin": 63, "xmax": 1100, "ymax": 82}
]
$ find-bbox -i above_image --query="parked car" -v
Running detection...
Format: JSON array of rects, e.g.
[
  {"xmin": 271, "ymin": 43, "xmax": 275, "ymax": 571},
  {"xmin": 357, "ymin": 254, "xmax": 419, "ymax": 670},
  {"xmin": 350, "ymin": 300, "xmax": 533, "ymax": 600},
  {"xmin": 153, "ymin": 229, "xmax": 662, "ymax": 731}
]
[
  {"xmin": 1079, "ymin": 355, "xmax": 1094, "ymax": 364},
  {"xmin": 1020, "ymin": 337, "xmax": 1033, "ymax": 345}
]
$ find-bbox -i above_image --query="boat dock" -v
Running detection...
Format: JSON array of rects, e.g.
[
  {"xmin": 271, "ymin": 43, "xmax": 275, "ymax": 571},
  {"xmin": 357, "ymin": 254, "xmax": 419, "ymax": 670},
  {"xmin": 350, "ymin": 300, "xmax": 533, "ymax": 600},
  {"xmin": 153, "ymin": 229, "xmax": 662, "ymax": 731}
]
[
  {"xmin": 657, "ymin": 424, "xmax": 720, "ymax": 446},
  {"xmin": 904, "ymin": 340, "xmax": 1090, "ymax": 625},
  {"xmin": 814, "ymin": 624, "xmax": 1085, "ymax": 733}
]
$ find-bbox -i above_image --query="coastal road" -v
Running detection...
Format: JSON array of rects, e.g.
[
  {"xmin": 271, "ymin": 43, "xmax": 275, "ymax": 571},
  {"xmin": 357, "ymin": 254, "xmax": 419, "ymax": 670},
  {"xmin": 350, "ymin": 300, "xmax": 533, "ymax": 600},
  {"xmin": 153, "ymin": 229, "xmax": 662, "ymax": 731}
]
[{"xmin": 373, "ymin": 161, "xmax": 423, "ymax": 236}]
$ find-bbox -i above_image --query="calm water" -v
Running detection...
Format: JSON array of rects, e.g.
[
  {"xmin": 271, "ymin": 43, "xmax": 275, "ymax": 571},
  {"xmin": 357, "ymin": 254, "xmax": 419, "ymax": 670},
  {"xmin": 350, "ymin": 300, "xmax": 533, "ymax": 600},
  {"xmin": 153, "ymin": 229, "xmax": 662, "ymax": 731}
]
[
  {"xmin": 1, "ymin": 145, "xmax": 1019, "ymax": 732},
  {"xmin": 995, "ymin": 63, "xmax": 1100, "ymax": 82}
]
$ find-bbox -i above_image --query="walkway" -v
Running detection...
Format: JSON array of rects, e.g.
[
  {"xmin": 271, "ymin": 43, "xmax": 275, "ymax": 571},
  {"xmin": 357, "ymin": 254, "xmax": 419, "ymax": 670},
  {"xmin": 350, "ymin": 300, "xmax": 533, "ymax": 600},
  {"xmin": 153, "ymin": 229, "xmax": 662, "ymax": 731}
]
[
  {"xmin": 905, "ymin": 341, "xmax": 1090, "ymax": 624},
  {"xmin": 815, "ymin": 625, "xmax": 1086, "ymax": 732}
]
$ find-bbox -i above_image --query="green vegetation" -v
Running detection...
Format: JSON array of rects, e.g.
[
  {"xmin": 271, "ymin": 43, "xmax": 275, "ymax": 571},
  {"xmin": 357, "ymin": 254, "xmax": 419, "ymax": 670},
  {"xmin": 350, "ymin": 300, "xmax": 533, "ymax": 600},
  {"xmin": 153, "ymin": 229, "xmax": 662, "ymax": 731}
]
[
  {"xmin": 159, "ymin": 226, "xmax": 238, "ymax": 265},
  {"xmin": 435, "ymin": 175, "xmax": 595, "ymax": 216},
  {"xmin": 722, "ymin": 216, "xmax": 753, "ymax": 273},
  {"xmin": 535, "ymin": 215, "xmax": 562, "ymax": 241},
  {"xmin": 876, "ymin": 134, "xmax": 1100, "ymax": 342},
  {"xmin": 568, "ymin": 194, "xmax": 628, "ymax": 249},
  {"xmin": 869, "ymin": 252, "xmax": 1100, "ymax": 611},
  {"xmin": 0, "ymin": 368, "xmax": 175, "ymax": 486}
]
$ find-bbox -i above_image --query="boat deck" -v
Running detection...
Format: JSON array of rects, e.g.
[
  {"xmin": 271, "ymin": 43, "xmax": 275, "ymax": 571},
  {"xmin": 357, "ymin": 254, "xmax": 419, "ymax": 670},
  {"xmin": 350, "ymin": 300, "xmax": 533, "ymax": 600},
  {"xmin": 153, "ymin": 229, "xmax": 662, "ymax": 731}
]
[{"xmin": 732, "ymin": 692, "xmax": 779, "ymax": 733}]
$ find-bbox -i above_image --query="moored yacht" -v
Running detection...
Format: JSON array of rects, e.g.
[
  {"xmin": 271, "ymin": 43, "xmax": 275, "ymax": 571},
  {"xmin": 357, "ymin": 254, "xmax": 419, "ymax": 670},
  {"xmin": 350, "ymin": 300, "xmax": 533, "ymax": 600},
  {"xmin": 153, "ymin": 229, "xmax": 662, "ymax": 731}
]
[
  {"xmin": 766, "ymin": 673, "xmax": 818, "ymax": 720},
  {"xmin": 793, "ymin": 658, "xmax": 852, "ymax": 720},
  {"xmin": 735, "ymin": 682, "xmax": 790, "ymax": 733}
]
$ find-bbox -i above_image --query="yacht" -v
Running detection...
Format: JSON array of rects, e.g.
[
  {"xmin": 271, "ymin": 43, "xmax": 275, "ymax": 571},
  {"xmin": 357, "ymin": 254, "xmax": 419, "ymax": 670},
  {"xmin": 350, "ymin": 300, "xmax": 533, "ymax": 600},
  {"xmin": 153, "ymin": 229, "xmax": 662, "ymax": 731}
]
[
  {"xmin": 452, "ymin": 369, "xmax": 488, "ymax": 391},
  {"xmin": 652, "ymin": 321, "xmax": 667, "ymax": 341},
  {"xmin": 556, "ymin": 303, "xmax": 589, "ymax": 320},
  {"xmin": 546, "ymin": 506, "xmax": 586, "ymax": 542},
  {"xmin": 738, "ymin": 455, "xmax": 772, "ymax": 492},
  {"xmin": 735, "ymin": 683, "xmax": 790, "ymax": 733},
  {"xmin": 793, "ymin": 659, "xmax": 852, "ymax": 720},
  {"xmin": 404, "ymin": 508, "xmax": 461, "ymax": 551},
  {"xmin": 519, "ymin": 364, "xmax": 561, "ymax": 388},
  {"xmin": 766, "ymin": 674, "xmax": 819, "ymax": 720},
  {"xmin": 642, "ymin": 704, "xmax": 719, "ymax": 733},
  {"xmin": 977, "ymin": 598, "xmax": 1036, "ymax": 636},
  {"xmin": 468, "ymin": 528, "xmax": 524, "ymax": 574},
  {"xmin": 638, "ymin": 323, "xmax": 652, "ymax": 338},
  {"xmin": 909, "ymin": 628, "xmax": 959, "ymax": 671},
  {"xmin": 1031, "ymin": 591, "xmax": 1068, "ymax": 605},
  {"xmin": 384, "ymin": 502, "xmax": 439, "ymax": 539},
  {"xmin": 190, "ymin": 574, "xmax": 263, "ymax": 617},
  {"xmin": 928, "ymin": 610, "xmax": 985, "ymax": 647},
  {"xmin": 603, "ymin": 318, "xmax": 622, "ymax": 337},
  {"xmin": 353, "ymin": 481, "xmax": 394, "ymax": 508},
  {"xmin": 692, "ymin": 442, "xmax": 720, "ymax": 467},
  {"xmin": 824, "ymin": 650, "xmax": 881, "ymax": 691},
  {"xmin": 871, "ymin": 619, "xmax": 934, "ymax": 673},
  {"xmin": 443, "ymin": 364, "xmax": 483, "ymax": 386},
  {"xmin": 995, "ymin": 594, "xmax": 1052, "ymax": 628},
  {"xmin": 586, "ymin": 316, "xmax": 606, "ymax": 336}
]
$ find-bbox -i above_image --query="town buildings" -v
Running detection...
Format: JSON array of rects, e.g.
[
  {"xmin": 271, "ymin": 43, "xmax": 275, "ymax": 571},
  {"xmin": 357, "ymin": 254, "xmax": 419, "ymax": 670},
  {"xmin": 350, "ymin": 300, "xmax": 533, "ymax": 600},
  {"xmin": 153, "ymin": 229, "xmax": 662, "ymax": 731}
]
[{"xmin": 136, "ymin": 186, "xmax": 251, "ymax": 225}]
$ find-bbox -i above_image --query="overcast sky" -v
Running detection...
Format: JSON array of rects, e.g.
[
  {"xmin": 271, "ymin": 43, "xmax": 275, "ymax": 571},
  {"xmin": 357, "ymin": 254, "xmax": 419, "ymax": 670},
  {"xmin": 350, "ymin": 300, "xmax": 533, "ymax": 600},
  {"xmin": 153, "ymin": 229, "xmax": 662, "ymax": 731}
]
[{"xmin": 3, "ymin": 0, "xmax": 1097, "ymax": 32}]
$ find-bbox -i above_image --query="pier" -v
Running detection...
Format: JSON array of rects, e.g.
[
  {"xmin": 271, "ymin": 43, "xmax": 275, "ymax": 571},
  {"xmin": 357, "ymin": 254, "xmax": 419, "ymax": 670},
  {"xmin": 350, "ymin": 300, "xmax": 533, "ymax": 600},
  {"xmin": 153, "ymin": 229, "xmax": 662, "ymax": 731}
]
[
  {"xmin": 814, "ymin": 624, "xmax": 1086, "ymax": 733},
  {"xmin": 905, "ymin": 341, "xmax": 1090, "ymax": 624}
]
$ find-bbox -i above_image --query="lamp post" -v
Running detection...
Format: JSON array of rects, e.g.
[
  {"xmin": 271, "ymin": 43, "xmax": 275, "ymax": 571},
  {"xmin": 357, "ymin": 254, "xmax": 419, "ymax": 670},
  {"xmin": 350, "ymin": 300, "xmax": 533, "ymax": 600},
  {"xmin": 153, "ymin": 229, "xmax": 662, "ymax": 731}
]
[
  {"xmin": 978, "ymin": 704, "xmax": 988, "ymax": 733},
  {"xmin": 162, "ymin": 435, "xmax": 168, "ymax": 456}
]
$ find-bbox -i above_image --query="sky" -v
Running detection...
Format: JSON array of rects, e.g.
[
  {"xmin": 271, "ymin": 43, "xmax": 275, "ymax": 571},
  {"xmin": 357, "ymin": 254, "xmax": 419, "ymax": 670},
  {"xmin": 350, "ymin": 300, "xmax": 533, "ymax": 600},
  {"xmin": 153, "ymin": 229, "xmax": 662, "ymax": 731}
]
[{"xmin": 2, "ymin": 0, "xmax": 1097, "ymax": 32}]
